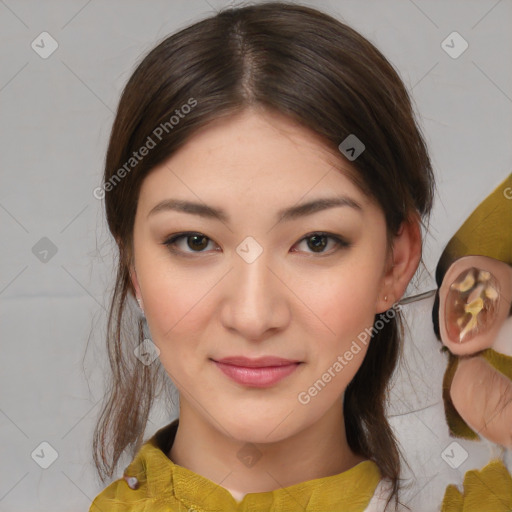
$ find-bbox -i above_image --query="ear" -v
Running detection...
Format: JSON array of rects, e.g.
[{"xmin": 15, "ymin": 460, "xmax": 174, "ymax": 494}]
[
  {"xmin": 376, "ymin": 214, "xmax": 422, "ymax": 313},
  {"xmin": 129, "ymin": 264, "xmax": 143, "ymax": 307},
  {"xmin": 438, "ymin": 255, "xmax": 511, "ymax": 355}
]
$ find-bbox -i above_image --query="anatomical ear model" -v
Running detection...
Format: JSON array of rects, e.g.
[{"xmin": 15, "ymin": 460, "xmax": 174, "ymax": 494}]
[{"xmin": 431, "ymin": 174, "xmax": 512, "ymax": 511}]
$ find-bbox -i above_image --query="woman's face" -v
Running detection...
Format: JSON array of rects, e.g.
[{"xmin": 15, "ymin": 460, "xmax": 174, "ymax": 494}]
[{"xmin": 130, "ymin": 108, "xmax": 394, "ymax": 443}]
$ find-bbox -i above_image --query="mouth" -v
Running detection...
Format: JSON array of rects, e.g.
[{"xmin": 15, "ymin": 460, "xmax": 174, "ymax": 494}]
[{"xmin": 210, "ymin": 356, "xmax": 303, "ymax": 388}]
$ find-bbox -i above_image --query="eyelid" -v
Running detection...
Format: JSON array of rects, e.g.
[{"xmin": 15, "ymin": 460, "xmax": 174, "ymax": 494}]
[
  {"xmin": 293, "ymin": 231, "xmax": 351, "ymax": 256},
  {"xmin": 162, "ymin": 231, "xmax": 350, "ymax": 256},
  {"xmin": 162, "ymin": 231, "xmax": 218, "ymax": 256}
]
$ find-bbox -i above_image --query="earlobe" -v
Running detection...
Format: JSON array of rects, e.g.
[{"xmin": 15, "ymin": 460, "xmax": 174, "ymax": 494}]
[
  {"xmin": 129, "ymin": 265, "xmax": 143, "ymax": 309},
  {"xmin": 376, "ymin": 216, "xmax": 422, "ymax": 313}
]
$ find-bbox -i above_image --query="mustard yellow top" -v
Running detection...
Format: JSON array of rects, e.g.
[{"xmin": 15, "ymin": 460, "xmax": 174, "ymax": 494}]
[
  {"xmin": 89, "ymin": 419, "xmax": 387, "ymax": 512},
  {"xmin": 441, "ymin": 458, "xmax": 512, "ymax": 512}
]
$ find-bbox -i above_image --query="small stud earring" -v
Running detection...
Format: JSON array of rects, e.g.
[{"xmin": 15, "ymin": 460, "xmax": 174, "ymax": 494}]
[{"xmin": 384, "ymin": 295, "xmax": 388, "ymax": 301}]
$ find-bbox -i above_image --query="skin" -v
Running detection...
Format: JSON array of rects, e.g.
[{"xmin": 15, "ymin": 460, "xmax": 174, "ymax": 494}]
[
  {"xmin": 129, "ymin": 107, "xmax": 421, "ymax": 500},
  {"xmin": 441, "ymin": 255, "xmax": 512, "ymax": 447},
  {"xmin": 451, "ymin": 356, "xmax": 512, "ymax": 447}
]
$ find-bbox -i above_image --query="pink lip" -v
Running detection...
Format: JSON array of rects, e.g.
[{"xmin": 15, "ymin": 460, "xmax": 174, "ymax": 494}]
[{"xmin": 211, "ymin": 356, "xmax": 302, "ymax": 388}]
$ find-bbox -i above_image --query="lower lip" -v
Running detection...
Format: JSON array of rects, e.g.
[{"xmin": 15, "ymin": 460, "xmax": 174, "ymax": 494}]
[{"xmin": 213, "ymin": 361, "xmax": 301, "ymax": 388}]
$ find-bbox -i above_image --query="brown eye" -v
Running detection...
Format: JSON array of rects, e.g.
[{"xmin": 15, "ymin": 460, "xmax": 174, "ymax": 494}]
[
  {"xmin": 307, "ymin": 234, "xmax": 328, "ymax": 252},
  {"xmin": 186, "ymin": 234, "xmax": 209, "ymax": 251},
  {"xmin": 445, "ymin": 267, "xmax": 500, "ymax": 343},
  {"xmin": 293, "ymin": 232, "xmax": 350, "ymax": 255},
  {"xmin": 163, "ymin": 232, "xmax": 216, "ymax": 254}
]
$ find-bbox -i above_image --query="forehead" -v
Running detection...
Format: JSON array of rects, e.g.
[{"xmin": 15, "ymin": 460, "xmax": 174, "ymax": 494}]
[{"xmin": 138, "ymin": 108, "xmax": 369, "ymax": 208}]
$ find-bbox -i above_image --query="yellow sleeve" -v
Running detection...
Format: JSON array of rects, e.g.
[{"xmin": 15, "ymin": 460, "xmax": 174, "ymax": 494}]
[{"xmin": 441, "ymin": 459, "xmax": 512, "ymax": 512}]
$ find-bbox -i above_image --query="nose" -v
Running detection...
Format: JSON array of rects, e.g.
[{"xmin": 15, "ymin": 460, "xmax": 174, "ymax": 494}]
[{"xmin": 220, "ymin": 249, "xmax": 290, "ymax": 341}]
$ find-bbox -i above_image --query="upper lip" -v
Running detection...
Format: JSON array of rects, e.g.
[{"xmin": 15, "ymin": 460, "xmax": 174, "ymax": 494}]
[{"xmin": 213, "ymin": 356, "xmax": 301, "ymax": 367}]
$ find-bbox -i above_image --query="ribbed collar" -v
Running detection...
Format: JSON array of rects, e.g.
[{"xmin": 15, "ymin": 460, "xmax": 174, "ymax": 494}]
[{"xmin": 122, "ymin": 419, "xmax": 383, "ymax": 512}]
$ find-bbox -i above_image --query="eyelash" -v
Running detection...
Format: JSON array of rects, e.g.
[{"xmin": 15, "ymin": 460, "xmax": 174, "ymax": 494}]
[{"xmin": 161, "ymin": 231, "xmax": 350, "ymax": 257}]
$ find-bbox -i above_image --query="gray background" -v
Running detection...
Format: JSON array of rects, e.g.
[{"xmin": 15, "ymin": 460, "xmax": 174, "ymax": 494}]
[{"xmin": 1, "ymin": 0, "xmax": 511, "ymax": 510}]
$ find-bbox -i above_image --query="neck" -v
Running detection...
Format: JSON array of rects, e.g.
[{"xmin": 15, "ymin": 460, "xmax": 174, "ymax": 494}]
[{"xmin": 169, "ymin": 400, "xmax": 366, "ymax": 500}]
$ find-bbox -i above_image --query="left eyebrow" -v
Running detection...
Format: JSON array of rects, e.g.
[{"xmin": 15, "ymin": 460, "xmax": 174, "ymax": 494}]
[
  {"xmin": 147, "ymin": 196, "xmax": 362, "ymax": 224},
  {"xmin": 277, "ymin": 196, "xmax": 362, "ymax": 222}
]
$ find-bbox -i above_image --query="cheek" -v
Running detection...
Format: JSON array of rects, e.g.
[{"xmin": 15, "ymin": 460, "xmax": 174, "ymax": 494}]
[
  {"xmin": 287, "ymin": 269, "xmax": 381, "ymax": 399},
  {"xmin": 299, "ymin": 263, "xmax": 381, "ymax": 341},
  {"xmin": 145, "ymin": 281, "xmax": 211, "ymax": 342},
  {"xmin": 142, "ymin": 272, "xmax": 215, "ymax": 384},
  {"xmin": 136, "ymin": 251, "xmax": 217, "ymax": 355}
]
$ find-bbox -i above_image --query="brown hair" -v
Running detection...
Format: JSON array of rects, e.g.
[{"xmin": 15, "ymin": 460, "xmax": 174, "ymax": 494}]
[{"xmin": 92, "ymin": 2, "xmax": 434, "ymax": 509}]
